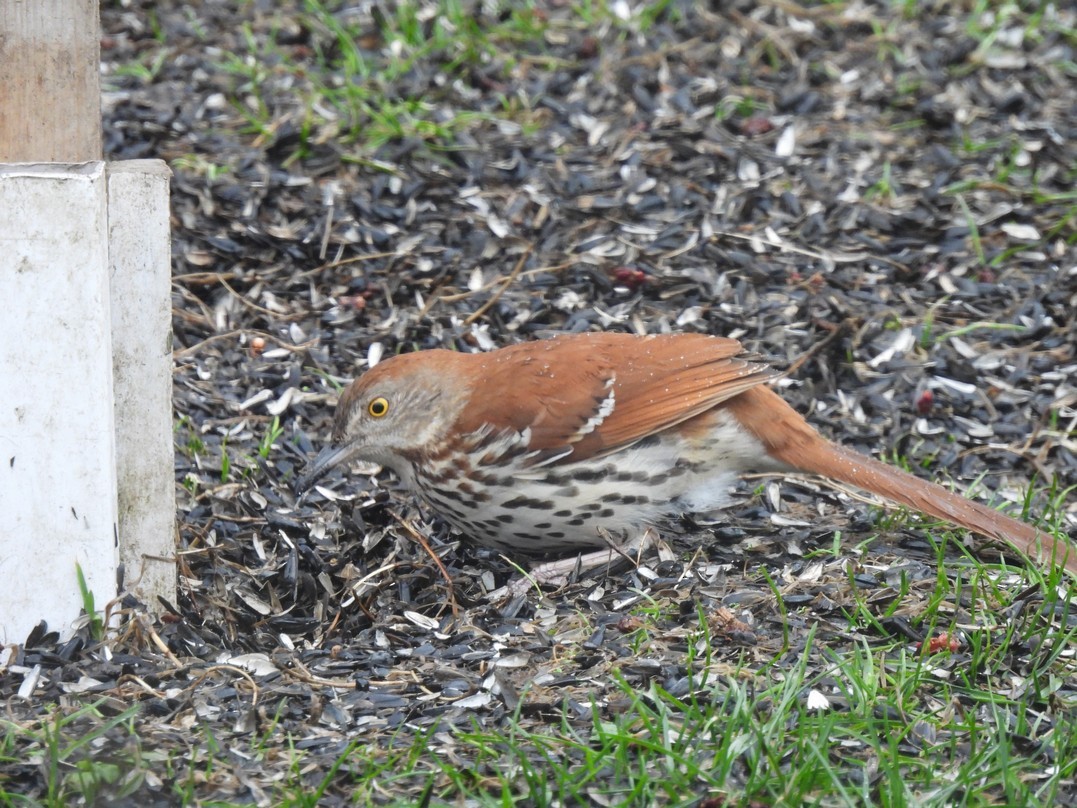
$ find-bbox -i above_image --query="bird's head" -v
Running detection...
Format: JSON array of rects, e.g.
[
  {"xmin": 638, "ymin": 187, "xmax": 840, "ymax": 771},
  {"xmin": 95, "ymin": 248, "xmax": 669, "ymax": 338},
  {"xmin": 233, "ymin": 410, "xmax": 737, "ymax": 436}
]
[{"xmin": 295, "ymin": 351, "xmax": 467, "ymax": 493}]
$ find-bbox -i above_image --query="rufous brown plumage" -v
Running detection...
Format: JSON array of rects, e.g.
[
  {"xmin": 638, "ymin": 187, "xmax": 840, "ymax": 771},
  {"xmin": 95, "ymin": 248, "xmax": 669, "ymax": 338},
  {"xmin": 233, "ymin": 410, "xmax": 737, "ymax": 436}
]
[{"xmin": 298, "ymin": 332, "xmax": 1076, "ymax": 576}]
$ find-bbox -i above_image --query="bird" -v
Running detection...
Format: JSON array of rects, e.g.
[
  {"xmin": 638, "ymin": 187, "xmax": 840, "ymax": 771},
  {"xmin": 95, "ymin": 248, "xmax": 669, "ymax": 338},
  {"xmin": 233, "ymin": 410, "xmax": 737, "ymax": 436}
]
[{"xmin": 296, "ymin": 332, "xmax": 1077, "ymax": 577}]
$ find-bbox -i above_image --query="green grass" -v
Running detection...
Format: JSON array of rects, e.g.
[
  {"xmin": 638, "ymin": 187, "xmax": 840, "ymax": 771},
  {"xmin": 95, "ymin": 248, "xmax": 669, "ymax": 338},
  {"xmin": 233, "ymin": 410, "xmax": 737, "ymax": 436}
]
[
  {"xmin": 0, "ymin": 702, "xmax": 145, "ymax": 805},
  {"xmin": 258, "ymin": 415, "xmax": 285, "ymax": 460},
  {"xmin": 75, "ymin": 564, "xmax": 105, "ymax": 642},
  {"xmin": 6, "ymin": 532, "xmax": 1075, "ymax": 805},
  {"xmin": 170, "ymin": 154, "xmax": 230, "ymax": 183},
  {"xmin": 444, "ymin": 549, "xmax": 1070, "ymax": 806},
  {"xmin": 864, "ymin": 161, "xmax": 896, "ymax": 204},
  {"xmin": 179, "ymin": 0, "xmax": 692, "ymax": 163},
  {"xmin": 209, "ymin": 0, "xmax": 562, "ymax": 161},
  {"xmin": 173, "ymin": 413, "xmax": 287, "ymax": 488}
]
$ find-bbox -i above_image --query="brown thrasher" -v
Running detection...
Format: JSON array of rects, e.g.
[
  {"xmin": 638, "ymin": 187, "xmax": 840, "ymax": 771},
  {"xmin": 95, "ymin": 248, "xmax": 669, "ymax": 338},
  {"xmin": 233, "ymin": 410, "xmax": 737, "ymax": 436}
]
[{"xmin": 298, "ymin": 332, "xmax": 1076, "ymax": 576}]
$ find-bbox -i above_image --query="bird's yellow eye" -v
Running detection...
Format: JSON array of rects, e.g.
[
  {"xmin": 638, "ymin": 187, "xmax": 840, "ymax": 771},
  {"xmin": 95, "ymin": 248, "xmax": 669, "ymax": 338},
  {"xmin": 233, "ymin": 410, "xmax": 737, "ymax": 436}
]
[{"xmin": 368, "ymin": 397, "xmax": 389, "ymax": 418}]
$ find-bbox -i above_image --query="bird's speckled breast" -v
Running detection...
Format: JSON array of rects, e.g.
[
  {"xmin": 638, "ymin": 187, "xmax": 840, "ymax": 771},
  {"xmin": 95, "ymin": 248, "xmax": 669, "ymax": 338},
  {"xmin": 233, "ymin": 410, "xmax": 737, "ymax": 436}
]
[{"xmin": 408, "ymin": 408, "xmax": 777, "ymax": 554}]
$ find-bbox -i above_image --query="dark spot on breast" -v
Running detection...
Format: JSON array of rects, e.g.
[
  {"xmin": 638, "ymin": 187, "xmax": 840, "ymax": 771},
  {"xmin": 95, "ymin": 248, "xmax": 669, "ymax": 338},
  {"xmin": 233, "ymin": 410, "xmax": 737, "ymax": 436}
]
[
  {"xmin": 568, "ymin": 467, "xmax": 610, "ymax": 483},
  {"xmin": 427, "ymin": 487, "xmax": 464, "ymax": 503},
  {"xmin": 501, "ymin": 495, "xmax": 555, "ymax": 510}
]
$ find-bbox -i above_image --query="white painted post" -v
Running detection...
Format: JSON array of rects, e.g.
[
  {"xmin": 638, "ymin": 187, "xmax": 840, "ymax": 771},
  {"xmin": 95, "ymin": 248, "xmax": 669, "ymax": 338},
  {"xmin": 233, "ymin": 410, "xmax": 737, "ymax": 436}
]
[
  {"xmin": 0, "ymin": 1, "xmax": 176, "ymax": 643},
  {"xmin": 0, "ymin": 163, "xmax": 119, "ymax": 642},
  {"xmin": 109, "ymin": 161, "xmax": 176, "ymax": 614}
]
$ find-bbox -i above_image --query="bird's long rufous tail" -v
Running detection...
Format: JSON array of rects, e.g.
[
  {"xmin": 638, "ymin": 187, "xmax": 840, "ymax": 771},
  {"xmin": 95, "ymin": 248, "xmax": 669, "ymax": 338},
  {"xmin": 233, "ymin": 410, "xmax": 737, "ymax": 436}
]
[{"xmin": 729, "ymin": 386, "xmax": 1077, "ymax": 576}]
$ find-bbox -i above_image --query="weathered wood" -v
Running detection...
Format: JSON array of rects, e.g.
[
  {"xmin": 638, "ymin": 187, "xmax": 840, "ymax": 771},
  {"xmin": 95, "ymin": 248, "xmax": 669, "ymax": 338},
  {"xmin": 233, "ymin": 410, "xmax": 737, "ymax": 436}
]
[{"xmin": 0, "ymin": 0, "xmax": 101, "ymax": 161}]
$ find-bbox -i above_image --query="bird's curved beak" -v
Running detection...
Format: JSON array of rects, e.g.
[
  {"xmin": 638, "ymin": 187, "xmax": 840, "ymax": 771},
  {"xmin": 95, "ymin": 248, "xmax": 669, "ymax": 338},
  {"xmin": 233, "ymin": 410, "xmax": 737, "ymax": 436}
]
[{"xmin": 294, "ymin": 442, "xmax": 357, "ymax": 496}]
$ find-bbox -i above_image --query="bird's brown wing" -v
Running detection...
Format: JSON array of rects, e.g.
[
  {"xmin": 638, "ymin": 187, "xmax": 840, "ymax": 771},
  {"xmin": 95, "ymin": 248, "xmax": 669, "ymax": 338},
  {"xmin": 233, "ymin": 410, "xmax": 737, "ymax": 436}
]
[{"xmin": 455, "ymin": 332, "xmax": 775, "ymax": 464}]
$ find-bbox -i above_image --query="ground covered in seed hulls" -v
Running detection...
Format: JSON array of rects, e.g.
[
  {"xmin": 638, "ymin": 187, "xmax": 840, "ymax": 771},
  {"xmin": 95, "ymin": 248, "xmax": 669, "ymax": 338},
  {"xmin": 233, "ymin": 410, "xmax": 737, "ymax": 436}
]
[{"xmin": 2, "ymin": 1, "xmax": 1076, "ymax": 805}]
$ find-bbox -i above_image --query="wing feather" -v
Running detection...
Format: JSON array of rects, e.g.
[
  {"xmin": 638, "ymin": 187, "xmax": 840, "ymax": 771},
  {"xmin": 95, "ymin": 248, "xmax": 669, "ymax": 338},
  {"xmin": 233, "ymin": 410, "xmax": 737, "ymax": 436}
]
[{"xmin": 452, "ymin": 333, "xmax": 775, "ymax": 464}]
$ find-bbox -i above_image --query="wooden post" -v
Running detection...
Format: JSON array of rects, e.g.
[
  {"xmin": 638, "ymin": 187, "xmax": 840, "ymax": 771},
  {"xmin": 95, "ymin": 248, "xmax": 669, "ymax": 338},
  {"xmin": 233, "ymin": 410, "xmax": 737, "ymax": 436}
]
[
  {"xmin": 0, "ymin": 0, "xmax": 101, "ymax": 161},
  {"xmin": 0, "ymin": 1, "xmax": 175, "ymax": 644}
]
